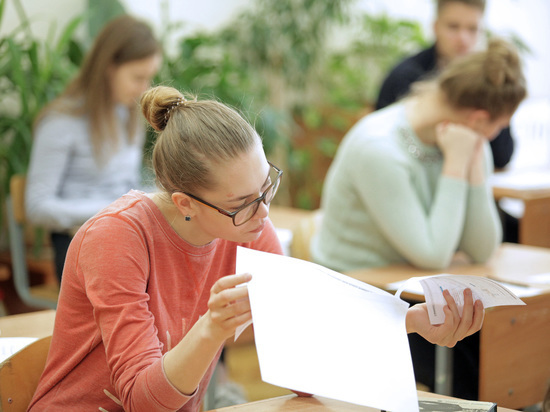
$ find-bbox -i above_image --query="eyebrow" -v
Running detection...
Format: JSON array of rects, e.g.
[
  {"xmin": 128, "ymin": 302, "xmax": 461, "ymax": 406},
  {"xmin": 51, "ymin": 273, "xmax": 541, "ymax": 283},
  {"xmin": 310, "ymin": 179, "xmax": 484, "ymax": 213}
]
[{"xmin": 226, "ymin": 167, "xmax": 271, "ymax": 203}]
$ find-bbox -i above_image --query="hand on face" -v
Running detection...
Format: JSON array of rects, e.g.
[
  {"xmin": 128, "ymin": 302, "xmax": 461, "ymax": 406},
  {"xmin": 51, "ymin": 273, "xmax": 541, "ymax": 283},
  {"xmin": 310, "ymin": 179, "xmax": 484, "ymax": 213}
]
[
  {"xmin": 205, "ymin": 273, "xmax": 253, "ymax": 342},
  {"xmin": 406, "ymin": 288, "xmax": 484, "ymax": 348},
  {"xmin": 436, "ymin": 122, "xmax": 481, "ymax": 161},
  {"xmin": 436, "ymin": 122, "xmax": 484, "ymax": 180}
]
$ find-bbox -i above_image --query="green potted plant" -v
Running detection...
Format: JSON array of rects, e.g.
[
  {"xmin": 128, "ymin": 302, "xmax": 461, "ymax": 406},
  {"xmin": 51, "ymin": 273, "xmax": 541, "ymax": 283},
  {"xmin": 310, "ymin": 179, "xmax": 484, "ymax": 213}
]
[
  {"xmin": 154, "ymin": 1, "xmax": 429, "ymax": 209},
  {"xmin": 0, "ymin": 0, "xmax": 84, "ymax": 242},
  {"xmin": 0, "ymin": 0, "xmax": 126, "ymax": 250}
]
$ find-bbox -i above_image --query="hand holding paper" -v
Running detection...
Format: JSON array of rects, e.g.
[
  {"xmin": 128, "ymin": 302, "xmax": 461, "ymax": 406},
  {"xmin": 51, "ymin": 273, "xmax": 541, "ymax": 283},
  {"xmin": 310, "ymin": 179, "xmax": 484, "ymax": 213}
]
[
  {"xmin": 396, "ymin": 274, "xmax": 526, "ymax": 325},
  {"xmin": 205, "ymin": 272, "xmax": 253, "ymax": 342},
  {"xmin": 406, "ymin": 288, "xmax": 484, "ymax": 348}
]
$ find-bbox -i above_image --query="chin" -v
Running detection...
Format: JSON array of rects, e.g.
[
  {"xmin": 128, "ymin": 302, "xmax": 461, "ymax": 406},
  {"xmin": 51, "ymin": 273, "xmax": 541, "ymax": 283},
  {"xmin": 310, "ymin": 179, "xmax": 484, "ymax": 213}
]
[{"xmin": 236, "ymin": 230, "xmax": 263, "ymax": 243}]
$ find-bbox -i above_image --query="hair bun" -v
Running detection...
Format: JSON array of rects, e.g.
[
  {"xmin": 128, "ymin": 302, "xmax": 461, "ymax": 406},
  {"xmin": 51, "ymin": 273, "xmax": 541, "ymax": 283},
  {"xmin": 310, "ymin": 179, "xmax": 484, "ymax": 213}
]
[
  {"xmin": 140, "ymin": 86, "xmax": 187, "ymax": 131},
  {"xmin": 484, "ymin": 38, "xmax": 521, "ymax": 87}
]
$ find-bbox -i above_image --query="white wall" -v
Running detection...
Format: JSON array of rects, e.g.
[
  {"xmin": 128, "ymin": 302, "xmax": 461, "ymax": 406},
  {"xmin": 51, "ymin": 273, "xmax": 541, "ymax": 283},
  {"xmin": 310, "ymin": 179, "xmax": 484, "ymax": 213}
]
[
  {"xmin": 3, "ymin": 0, "xmax": 549, "ymax": 98},
  {"xmin": 352, "ymin": 0, "xmax": 550, "ymax": 99},
  {"xmin": 0, "ymin": 0, "xmax": 86, "ymax": 39}
]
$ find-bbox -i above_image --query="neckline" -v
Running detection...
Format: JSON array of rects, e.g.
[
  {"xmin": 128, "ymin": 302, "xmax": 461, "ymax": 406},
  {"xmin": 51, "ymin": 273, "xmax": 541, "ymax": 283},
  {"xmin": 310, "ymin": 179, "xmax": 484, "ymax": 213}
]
[
  {"xmin": 397, "ymin": 124, "xmax": 442, "ymax": 164},
  {"xmin": 133, "ymin": 190, "xmax": 218, "ymax": 254}
]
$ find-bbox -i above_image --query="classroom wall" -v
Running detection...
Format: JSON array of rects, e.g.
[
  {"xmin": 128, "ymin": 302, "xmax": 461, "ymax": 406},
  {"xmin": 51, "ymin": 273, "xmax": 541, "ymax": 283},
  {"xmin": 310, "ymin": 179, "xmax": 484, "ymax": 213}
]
[
  {"xmin": 0, "ymin": 0, "xmax": 86, "ymax": 39},
  {"xmin": 124, "ymin": 0, "xmax": 550, "ymax": 99},
  {"xmin": 2, "ymin": 0, "xmax": 548, "ymax": 99}
]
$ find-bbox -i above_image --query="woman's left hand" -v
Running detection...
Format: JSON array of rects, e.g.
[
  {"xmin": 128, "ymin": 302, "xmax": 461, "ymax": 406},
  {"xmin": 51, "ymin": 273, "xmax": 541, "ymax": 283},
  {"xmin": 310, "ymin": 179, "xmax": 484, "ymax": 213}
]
[{"xmin": 406, "ymin": 288, "xmax": 484, "ymax": 347}]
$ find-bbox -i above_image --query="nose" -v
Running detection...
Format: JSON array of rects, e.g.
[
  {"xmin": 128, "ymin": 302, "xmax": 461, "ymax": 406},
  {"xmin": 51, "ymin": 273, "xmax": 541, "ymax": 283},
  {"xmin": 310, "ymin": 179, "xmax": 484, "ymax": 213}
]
[
  {"xmin": 457, "ymin": 28, "xmax": 475, "ymax": 48},
  {"xmin": 255, "ymin": 201, "xmax": 269, "ymax": 220}
]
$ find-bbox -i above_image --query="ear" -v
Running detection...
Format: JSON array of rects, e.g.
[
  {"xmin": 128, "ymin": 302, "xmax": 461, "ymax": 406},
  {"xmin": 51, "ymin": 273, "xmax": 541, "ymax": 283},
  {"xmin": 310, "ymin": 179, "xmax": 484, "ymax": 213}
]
[
  {"xmin": 171, "ymin": 192, "xmax": 195, "ymax": 217},
  {"xmin": 466, "ymin": 109, "xmax": 490, "ymax": 129}
]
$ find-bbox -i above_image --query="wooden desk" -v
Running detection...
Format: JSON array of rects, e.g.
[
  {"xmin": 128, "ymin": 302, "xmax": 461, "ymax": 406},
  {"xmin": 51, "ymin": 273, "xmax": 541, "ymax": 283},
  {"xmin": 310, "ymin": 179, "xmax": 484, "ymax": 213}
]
[
  {"xmin": 269, "ymin": 205, "xmax": 314, "ymax": 232},
  {"xmin": 0, "ymin": 310, "xmax": 56, "ymax": 338},
  {"xmin": 207, "ymin": 391, "xmax": 520, "ymax": 412},
  {"xmin": 491, "ymin": 168, "xmax": 550, "ymax": 247},
  {"xmin": 345, "ymin": 243, "xmax": 550, "ymax": 410}
]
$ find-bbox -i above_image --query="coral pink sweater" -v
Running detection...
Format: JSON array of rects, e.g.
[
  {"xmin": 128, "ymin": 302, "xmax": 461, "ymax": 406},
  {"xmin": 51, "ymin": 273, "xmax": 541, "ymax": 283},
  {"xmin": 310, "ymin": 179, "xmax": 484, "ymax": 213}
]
[{"xmin": 28, "ymin": 190, "xmax": 282, "ymax": 411}]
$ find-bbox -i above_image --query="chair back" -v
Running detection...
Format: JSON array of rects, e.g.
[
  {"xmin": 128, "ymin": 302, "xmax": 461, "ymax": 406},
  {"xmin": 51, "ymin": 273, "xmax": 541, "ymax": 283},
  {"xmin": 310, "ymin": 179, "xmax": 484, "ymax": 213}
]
[
  {"xmin": 6, "ymin": 175, "xmax": 58, "ymax": 309},
  {"xmin": 290, "ymin": 209, "xmax": 323, "ymax": 261},
  {"xmin": 0, "ymin": 335, "xmax": 52, "ymax": 411}
]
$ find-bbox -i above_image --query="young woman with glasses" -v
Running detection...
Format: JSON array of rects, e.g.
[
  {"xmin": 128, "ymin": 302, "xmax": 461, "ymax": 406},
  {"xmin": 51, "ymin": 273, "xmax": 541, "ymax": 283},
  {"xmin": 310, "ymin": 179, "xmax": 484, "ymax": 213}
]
[{"xmin": 29, "ymin": 85, "xmax": 484, "ymax": 411}]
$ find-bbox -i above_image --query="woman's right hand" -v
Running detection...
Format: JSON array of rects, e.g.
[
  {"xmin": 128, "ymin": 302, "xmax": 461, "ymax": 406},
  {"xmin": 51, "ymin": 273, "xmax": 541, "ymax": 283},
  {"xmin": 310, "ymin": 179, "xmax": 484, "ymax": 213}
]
[
  {"xmin": 204, "ymin": 273, "xmax": 253, "ymax": 342},
  {"xmin": 436, "ymin": 122, "xmax": 481, "ymax": 180}
]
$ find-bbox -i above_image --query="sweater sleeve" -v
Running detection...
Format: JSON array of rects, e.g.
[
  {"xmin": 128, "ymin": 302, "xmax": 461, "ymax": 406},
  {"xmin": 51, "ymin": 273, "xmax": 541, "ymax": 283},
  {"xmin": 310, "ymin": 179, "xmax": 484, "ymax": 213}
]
[
  {"xmin": 78, "ymin": 216, "xmax": 193, "ymax": 411},
  {"xmin": 350, "ymin": 143, "xmax": 469, "ymax": 269},
  {"xmin": 25, "ymin": 115, "xmax": 112, "ymax": 230},
  {"xmin": 459, "ymin": 143, "xmax": 502, "ymax": 262}
]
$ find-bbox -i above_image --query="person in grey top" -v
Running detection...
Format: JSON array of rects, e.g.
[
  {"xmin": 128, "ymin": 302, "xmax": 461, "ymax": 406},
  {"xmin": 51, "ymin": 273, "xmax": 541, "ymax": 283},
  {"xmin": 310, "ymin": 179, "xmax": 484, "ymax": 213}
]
[{"xmin": 26, "ymin": 15, "xmax": 162, "ymax": 281}]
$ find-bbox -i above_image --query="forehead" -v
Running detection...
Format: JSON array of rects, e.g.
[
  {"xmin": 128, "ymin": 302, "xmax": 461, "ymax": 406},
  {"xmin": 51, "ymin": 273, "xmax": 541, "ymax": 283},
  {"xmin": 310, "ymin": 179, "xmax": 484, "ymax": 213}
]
[
  {"xmin": 203, "ymin": 142, "xmax": 269, "ymax": 199},
  {"xmin": 114, "ymin": 54, "xmax": 162, "ymax": 75},
  {"xmin": 437, "ymin": 2, "xmax": 483, "ymax": 24}
]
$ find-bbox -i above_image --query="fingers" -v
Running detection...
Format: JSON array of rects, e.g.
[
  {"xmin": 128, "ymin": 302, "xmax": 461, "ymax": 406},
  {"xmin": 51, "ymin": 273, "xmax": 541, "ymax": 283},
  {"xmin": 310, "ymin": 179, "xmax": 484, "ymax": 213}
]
[
  {"xmin": 453, "ymin": 288, "xmax": 475, "ymax": 338},
  {"xmin": 438, "ymin": 288, "xmax": 485, "ymax": 347},
  {"xmin": 209, "ymin": 273, "xmax": 252, "ymax": 310},
  {"xmin": 469, "ymin": 298, "xmax": 485, "ymax": 334},
  {"xmin": 409, "ymin": 288, "xmax": 486, "ymax": 349},
  {"xmin": 442, "ymin": 289, "xmax": 460, "ymax": 321},
  {"xmin": 210, "ymin": 273, "xmax": 252, "ymax": 295},
  {"xmin": 207, "ymin": 273, "xmax": 253, "ymax": 339}
]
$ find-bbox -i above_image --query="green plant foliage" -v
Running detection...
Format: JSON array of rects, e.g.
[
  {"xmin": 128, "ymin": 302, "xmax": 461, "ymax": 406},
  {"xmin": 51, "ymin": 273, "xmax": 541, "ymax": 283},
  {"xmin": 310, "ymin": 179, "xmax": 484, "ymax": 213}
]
[
  {"xmin": 0, "ymin": 0, "xmax": 84, "ymax": 198},
  {"xmin": 153, "ymin": 0, "xmax": 430, "ymax": 209},
  {"xmin": 87, "ymin": 0, "xmax": 125, "ymax": 41},
  {"xmin": 153, "ymin": 0, "xmax": 355, "ymax": 162},
  {"xmin": 324, "ymin": 14, "xmax": 429, "ymax": 108}
]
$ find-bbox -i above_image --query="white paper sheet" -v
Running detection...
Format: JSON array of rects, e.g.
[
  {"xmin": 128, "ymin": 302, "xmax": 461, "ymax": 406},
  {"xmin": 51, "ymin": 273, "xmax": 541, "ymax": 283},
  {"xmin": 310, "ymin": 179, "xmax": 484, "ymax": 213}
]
[
  {"xmin": 390, "ymin": 277, "xmax": 545, "ymax": 300},
  {"xmin": 395, "ymin": 275, "xmax": 526, "ymax": 325},
  {"xmin": 236, "ymin": 247, "xmax": 418, "ymax": 412},
  {"xmin": 0, "ymin": 337, "xmax": 37, "ymax": 362}
]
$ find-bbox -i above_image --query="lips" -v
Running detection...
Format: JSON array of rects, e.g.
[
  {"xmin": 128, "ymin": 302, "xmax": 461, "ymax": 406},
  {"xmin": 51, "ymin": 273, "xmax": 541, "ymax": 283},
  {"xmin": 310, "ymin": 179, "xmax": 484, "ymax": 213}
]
[{"xmin": 251, "ymin": 222, "xmax": 266, "ymax": 233}]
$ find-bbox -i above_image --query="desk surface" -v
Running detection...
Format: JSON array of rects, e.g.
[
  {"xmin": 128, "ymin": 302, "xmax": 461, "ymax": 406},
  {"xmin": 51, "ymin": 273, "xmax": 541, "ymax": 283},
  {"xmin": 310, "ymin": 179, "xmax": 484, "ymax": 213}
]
[
  {"xmin": 491, "ymin": 168, "xmax": 550, "ymax": 247},
  {"xmin": 269, "ymin": 205, "xmax": 314, "ymax": 232},
  {"xmin": 0, "ymin": 310, "xmax": 56, "ymax": 338},
  {"xmin": 492, "ymin": 168, "xmax": 550, "ymax": 200},
  {"xmin": 345, "ymin": 243, "xmax": 550, "ymax": 296},
  {"xmin": 208, "ymin": 392, "xmax": 520, "ymax": 412}
]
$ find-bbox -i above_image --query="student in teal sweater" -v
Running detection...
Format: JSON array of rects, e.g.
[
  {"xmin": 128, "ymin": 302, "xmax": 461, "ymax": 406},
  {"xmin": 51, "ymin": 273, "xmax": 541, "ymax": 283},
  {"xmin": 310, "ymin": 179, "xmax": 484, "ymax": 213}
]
[
  {"xmin": 312, "ymin": 38, "xmax": 526, "ymax": 400},
  {"xmin": 313, "ymin": 38, "xmax": 526, "ymax": 273}
]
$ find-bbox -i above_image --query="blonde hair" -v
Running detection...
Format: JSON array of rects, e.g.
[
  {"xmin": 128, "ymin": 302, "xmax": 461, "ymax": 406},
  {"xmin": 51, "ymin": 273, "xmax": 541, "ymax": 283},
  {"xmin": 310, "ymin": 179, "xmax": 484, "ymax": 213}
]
[
  {"xmin": 436, "ymin": 38, "xmax": 526, "ymax": 118},
  {"xmin": 141, "ymin": 86, "xmax": 260, "ymax": 195},
  {"xmin": 436, "ymin": 0, "xmax": 486, "ymax": 14},
  {"xmin": 35, "ymin": 15, "xmax": 161, "ymax": 163}
]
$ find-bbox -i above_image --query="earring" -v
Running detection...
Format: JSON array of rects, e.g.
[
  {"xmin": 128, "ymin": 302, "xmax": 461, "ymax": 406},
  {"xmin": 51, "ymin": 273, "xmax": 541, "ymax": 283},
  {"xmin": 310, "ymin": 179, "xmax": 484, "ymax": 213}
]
[{"xmin": 185, "ymin": 216, "xmax": 191, "ymax": 222}]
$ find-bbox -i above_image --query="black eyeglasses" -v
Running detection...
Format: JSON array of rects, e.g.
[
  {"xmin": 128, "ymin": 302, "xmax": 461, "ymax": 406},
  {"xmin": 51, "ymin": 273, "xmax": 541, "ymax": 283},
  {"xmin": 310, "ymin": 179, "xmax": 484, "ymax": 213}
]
[{"xmin": 184, "ymin": 162, "xmax": 283, "ymax": 226}]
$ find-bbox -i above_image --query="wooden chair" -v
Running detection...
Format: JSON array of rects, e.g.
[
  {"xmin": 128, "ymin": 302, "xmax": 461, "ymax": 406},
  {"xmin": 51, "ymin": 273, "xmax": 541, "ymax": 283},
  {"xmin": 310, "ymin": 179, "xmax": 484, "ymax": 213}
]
[
  {"xmin": 289, "ymin": 209, "xmax": 323, "ymax": 261},
  {"xmin": 544, "ymin": 385, "xmax": 550, "ymax": 412},
  {"xmin": 479, "ymin": 292, "xmax": 550, "ymax": 409},
  {"xmin": 0, "ymin": 335, "xmax": 52, "ymax": 411},
  {"xmin": 5, "ymin": 175, "xmax": 58, "ymax": 310}
]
